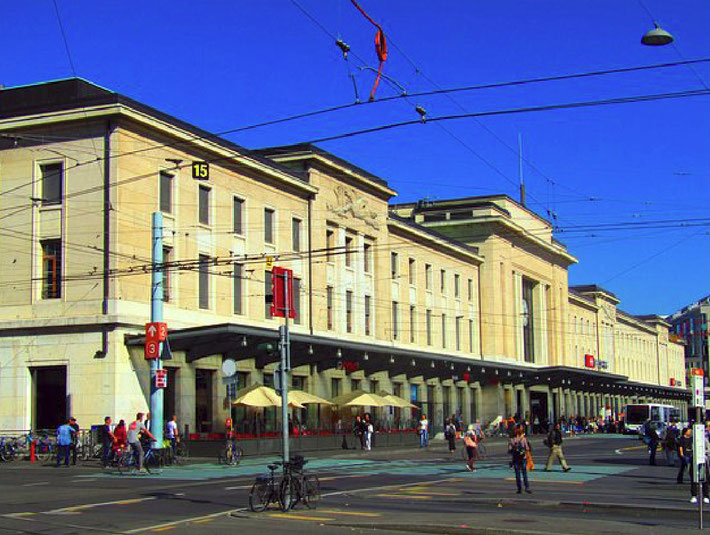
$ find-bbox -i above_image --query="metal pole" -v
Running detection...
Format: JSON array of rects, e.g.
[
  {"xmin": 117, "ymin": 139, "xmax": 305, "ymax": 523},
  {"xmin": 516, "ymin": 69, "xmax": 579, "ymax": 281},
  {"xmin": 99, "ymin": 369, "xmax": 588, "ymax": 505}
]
[
  {"xmin": 150, "ymin": 212, "xmax": 164, "ymax": 447},
  {"xmin": 697, "ymin": 404, "xmax": 703, "ymax": 530},
  {"xmin": 280, "ymin": 270, "xmax": 291, "ymax": 464}
]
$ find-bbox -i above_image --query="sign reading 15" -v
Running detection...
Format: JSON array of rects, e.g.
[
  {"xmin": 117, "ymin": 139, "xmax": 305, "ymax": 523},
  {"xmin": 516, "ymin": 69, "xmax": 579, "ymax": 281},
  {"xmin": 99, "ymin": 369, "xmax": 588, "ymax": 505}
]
[{"xmin": 192, "ymin": 161, "xmax": 209, "ymax": 180}]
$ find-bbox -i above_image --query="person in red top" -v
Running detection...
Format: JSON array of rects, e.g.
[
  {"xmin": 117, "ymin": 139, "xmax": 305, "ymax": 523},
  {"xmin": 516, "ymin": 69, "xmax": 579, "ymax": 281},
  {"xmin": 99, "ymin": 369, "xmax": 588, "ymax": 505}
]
[{"xmin": 113, "ymin": 420, "xmax": 127, "ymax": 452}]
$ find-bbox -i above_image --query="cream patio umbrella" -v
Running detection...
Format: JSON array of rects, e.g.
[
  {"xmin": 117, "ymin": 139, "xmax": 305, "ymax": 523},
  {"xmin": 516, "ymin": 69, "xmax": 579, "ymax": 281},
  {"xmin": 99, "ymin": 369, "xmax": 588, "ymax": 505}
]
[
  {"xmin": 329, "ymin": 389, "xmax": 391, "ymax": 407},
  {"xmin": 288, "ymin": 390, "xmax": 333, "ymax": 406},
  {"xmin": 231, "ymin": 383, "xmax": 305, "ymax": 408},
  {"xmin": 377, "ymin": 390, "xmax": 418, "ymax": 409}
]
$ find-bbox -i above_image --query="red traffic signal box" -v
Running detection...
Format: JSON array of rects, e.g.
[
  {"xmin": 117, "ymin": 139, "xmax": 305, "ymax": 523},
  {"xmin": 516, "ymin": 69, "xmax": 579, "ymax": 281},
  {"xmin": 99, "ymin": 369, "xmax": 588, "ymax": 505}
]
[{"xmin": 270, "ymin": 267, "xmax": 295, "ymax": 319}]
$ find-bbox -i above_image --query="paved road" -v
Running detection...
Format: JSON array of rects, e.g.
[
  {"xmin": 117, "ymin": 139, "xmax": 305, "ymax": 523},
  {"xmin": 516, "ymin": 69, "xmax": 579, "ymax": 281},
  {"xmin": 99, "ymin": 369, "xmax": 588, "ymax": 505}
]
[{"xmin": 0, "ymin": 434, "xmax": 704, "ymax": 534}]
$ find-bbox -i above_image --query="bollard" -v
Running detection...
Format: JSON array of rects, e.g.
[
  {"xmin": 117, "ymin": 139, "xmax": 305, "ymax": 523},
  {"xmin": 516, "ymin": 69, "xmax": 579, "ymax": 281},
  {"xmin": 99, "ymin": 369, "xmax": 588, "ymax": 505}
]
[{"xmin": 30, "ymin": 440, "xmax": 36, "ymax": 463}]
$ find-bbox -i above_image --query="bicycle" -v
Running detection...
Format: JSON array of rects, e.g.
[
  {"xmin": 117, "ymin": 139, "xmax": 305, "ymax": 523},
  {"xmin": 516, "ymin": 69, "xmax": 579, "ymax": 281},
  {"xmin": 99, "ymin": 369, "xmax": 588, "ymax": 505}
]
[
  {"xmin": 218, "ymin": 439, "xmax": 243, "ymax": 466},
  {"xmin": 116, "ymin": 442, "xmax": 164, "ymax": 474},
  {"xmin": 249, "ymin": 462, "xmax": 283, "ymax": 512},
  {"xmin": 279, "ymin": 458, "xmax": 320, "ymax": 511},
  {"xmin": 0, "ymin": 437, "xmax": 17, "ymax": 462},
  {"xmin": 460, "ymin": 438, "xmax": 487, "ymax": 461}
]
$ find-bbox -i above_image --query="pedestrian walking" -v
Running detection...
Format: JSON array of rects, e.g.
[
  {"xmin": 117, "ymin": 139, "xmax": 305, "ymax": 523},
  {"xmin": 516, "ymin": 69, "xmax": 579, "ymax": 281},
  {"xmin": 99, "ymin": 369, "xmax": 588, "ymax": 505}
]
[
  {"xmin": 464, "ymin": 430, "xmax": 478, "ymax": 471},
  {"xmin": 664, "ymin": 424, "xmax": 680, "ymax": 467},
  {"xmin": 69, "ymin": 417, "xmax": 79, "ymax": 465},
  {"xmin": 364, "ymin": 413, "xmax": 374, "ymax": 451},
  {"xmin": 127, "ymin": 412, "xmax": 155, "ymax": 472},
  {"xmin": 445, "ymin": 419, "xmax": 457, "ymax": 453},
  {"xmin": 544, "ymin": 422, "xmax": 571, "ymax": 472},
  {"xmin": 678, "ymin": 427, "xmax": 692, "ymax": 484},
  {"xmin": 509, "ymin": 424, "xmax": 532, "ymax": 494},
  {"xmin": 643, "ymin": 420, "xmax": 659, "ymax": 466},
  {"xmin": 418, "ymin": 414, "xmax": 429, "ymax": 448},
  {"xmin": 166, "ymin": 415, "xmax": 179, "ymax": 458},
  {"xmin": 353, "ymin": 415, "xmax": 365, "ymax": 449},
  {"xmin": 56, "ymin": 418, "xmax": 75, "ymax": 467},
  {"xmin": 100, "ymin": 416, "xmax": 115, "ymax": 468}
]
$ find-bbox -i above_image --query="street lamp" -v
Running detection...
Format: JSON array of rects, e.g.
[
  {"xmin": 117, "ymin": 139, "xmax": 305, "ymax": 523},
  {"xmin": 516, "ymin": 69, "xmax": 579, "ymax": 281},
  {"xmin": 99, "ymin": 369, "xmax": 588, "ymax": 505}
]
[{"xmin": 641, "ymin": 23, "xmax": 674, "ymax": 46}]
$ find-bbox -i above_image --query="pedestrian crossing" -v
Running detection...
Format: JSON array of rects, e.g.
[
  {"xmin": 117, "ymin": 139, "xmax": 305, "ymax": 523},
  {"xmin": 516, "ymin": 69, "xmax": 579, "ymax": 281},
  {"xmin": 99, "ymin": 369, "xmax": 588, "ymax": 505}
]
[{"xmin": 77, "ymin": 456, "xmax": 635, "ymax": 482}]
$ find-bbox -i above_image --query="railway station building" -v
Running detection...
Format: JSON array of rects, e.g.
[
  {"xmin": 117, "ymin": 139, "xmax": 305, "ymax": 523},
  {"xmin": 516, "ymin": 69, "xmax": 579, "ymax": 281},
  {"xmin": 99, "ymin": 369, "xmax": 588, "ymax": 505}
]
[{"xmin": 0, "ymin": 79, "xmax": 687, "ymax": 436}]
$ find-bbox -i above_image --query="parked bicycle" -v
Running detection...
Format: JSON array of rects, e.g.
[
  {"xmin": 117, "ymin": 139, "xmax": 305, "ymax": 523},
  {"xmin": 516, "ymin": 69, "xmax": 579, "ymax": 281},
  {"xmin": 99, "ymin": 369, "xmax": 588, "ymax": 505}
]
[
  {"xmin": 218, "ymin": 438, "xmax": 243, "ymax": 466},
  {"xmin": 279, "ymin": 457, "xmax": 320, "ymax": 511},
  {"xmin": 249, "ymin": 462, "xmax": 283, "ymax": 512}
]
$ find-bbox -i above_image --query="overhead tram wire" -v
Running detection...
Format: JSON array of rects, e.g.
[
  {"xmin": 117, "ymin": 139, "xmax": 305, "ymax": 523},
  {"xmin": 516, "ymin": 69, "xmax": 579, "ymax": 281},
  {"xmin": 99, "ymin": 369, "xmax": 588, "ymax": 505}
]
[
  {"xmin": 0, "ymin": 57, "xmax": 709, "ymax": 200},
  {"xmin": 304, "ymin": 87, "xmax": 710, "ymax": 144}
]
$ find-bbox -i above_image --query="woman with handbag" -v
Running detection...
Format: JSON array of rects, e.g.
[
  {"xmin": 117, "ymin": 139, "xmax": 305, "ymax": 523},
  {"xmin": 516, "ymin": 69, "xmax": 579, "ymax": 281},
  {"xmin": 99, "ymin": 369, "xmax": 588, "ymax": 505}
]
[{"xmin": 508, "ymin": 424, "xmax": 532, "ymax": 494}]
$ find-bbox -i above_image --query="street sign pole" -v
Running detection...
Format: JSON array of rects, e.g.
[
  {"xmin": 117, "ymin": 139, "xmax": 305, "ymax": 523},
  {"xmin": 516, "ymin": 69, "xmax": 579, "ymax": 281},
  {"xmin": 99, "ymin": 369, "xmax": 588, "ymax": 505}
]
[
  {"xmin": 691, "ymin": 369, "xmax": 705, "ymax": 530},
  {"xmin": 280, "ymin": 269, "xmax": 291, "ymax": 465},
  {"xmin": 150, "ymin": 212, "xmax": 164, "ymax": 447}
]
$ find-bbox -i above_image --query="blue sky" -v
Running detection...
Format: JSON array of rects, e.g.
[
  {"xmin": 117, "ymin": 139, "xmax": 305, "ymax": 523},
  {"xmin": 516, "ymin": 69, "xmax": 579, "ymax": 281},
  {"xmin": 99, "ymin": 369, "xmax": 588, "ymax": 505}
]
[{"xmin": 2, "ymin": 1, "xmax": 709, "ymax": 314}]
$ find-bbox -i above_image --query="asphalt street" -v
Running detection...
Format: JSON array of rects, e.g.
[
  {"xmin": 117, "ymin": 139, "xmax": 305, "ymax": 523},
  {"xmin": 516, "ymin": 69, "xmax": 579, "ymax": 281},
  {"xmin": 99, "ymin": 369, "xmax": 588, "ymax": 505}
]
[{"xmin": 0, "ymin": 434, "xmax": 705, "ymax": 535}]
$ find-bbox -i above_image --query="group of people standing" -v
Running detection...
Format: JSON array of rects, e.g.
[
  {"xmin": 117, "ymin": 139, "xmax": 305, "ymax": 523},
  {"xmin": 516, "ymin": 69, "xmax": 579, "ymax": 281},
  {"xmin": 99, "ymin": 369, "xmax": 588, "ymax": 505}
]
[
  {"xmin": 57, "ymin": 412, "xmax": 180, "ymax": 472},
  {"xmin": 353, "ymin": 413, "xmax": 375, "ymax": 450},
  {"xmin": 646, "ymin": 421, "xmax": 710, "ymax": 504}
]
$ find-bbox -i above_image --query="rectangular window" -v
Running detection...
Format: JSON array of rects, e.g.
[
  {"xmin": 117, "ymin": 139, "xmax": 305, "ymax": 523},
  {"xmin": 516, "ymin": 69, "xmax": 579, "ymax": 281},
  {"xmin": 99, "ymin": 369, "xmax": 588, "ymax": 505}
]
[
  {"xmin": 364, "ymin": 295, "xmax": 371, "ymax": 336},
  {"xmin": 40, "ymin": 163, "xmax": 63, "ymax": 205},
  {"xmin": 233, "ymin": 197, "xmax": 244, "ymax": 234},
  {"xmin": 326, "ymin": 228, "xmax": 335, "ymax": 262},
  {"xmin": 233, "ymin": 263, "xmax": 243, "ymax": 315},
  {"xmin": 456, "ymin": 316, "xmax": 462, "ymax": 351},
  {"xmin": 441, "ymin": 313, "xmax": 447, "ymax": 347},
  {"xmin": 409, "ymin": 305, "xmax": 416, "ymax": 343},
  {"xmin": 162, "ymin": 246, "xmax": 172, "ymax": 302},
  {"xmin": 293, "ymin": 278, "xmax": 301, "ymax": 324},
  {"xmin": 345, "ymin": 235, "xmax": 354, "ymax": 267},
  {"xmin": 426, "ymin": 309, "xmax": 432, "ymax": 345},
  {"xmin": 41, "ymin": 239, "xmax": 61, "ymax": 299},
  {"xmin": 198, "ymin": 185, "xmax": 210, "ymax": 225},
  {"xmin": 331, "ymin": 378, "xmax": 342, "ymax": 398},
  {"xmin": 264, "ymin": 208, "xmax": 274, "ymax": 244},
  {"xmin": 467, "ymin": 278, "xmax": 473, "ymax": 301},
  {"xmin": 440, "ymin": 269, "xmax": 446, "ymax": 293},
  {"xmin": 391, "ymin": 252, "xmax": 399, "ymax": 279},
  {"xmin": 425, "ymin": 264, "xmax": 432, "ymax": 290},
  {"xmin": 408, "ymin": 258, "xmax": 416, "ymax": 285},
  {"xmin": 469, "ymin": 318, "xmax": 474, "ymax": 352},
  {"xmin": 346, "ymin": 290, "xmax": 353, "ymax": 333},
  {"xmin": 326, "ymin": 286, "xmax": 334, "ymax": 330},
  {"xmin": 265, "ymin": 271, "xmax": 273, "ymax": 319},
  {"xmin": 351, "ymin": 378, "xmax": 360, "ymax": 391},
  {"xmin": 160, "ymin": 171, "xmax": 173, "ymax": 214},
  {"xmin": 392, "ymin": 301, "xmax": 399, "ymax": 340},
  {"xmin": 292, "ymin": 218, "xmax": 301, "ymax": 252},
  {"xmin": 198, "ymin": 254, "xmax": 210, "ymax": 309},
  {"xmin": 454, "ymin": 274, "xmax": 460, "ymax": 298},
  {"xmin": 363, "ymin": 242, "xmax": 372, "ymax": 273}
]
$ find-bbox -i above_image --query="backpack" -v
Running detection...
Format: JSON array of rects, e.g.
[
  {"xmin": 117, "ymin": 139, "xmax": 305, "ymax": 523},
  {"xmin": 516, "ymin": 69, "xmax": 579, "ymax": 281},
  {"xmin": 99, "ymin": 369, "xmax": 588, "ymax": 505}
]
[
  {"xmin": 511, "ymin": 441, "xmax": 527, "ymax": 460},
  {"xmin": 444, "ymin": 426, "xmax": 453, "ymax": 439}
]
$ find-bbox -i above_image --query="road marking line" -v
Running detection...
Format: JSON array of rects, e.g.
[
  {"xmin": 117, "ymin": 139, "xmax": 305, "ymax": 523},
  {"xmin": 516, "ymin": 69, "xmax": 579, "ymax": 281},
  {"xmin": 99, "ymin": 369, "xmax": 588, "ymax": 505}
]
[
  {"xmin": 44, "ymin": 497, "xmax": 156, "ymax": 513},
  {"xmin": 224, "ymin": 485, "xmax": 252, "ymax": 490},
  {"xmin": 268, "ymin": 513, "xmax": 333, "ymax": 521},
  {"xmin": 4, "ymin": 512, "xmax": 36, "ymax": 517},
  {"xmin": 317, "ymin": 510, "xmax": 381, "ymax": 517},
  {"xmin": 375, "ymin": 493, "xmax": 431, "ymax": 499},
  {"xmin": 152, "ymin": 527, "xmax": 175, "ymax": 532},
  {"xmin": 401, "ymin": 491, "xmax": 459, "ymax": 496},
  {"xmin": 503, "ymin": 478, "xmax": 584, "ymax": 485},
  {"xmin": 193, "ymin": 519, "xmax": 213, "ymax": 524},
  {"xmin": 22, "ymin": 482, "xmax": 49, "ymax": 487},
  {"xmin": 73, "ymin": 478, "xmax": 97, "ymax": 482}
]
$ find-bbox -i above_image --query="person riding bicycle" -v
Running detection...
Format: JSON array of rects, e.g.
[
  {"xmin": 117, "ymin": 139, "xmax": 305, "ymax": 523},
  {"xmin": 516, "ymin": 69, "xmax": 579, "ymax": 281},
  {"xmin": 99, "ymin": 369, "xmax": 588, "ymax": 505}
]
[{"xmin": 128, "ymin": 412, "xmax": 155, "ymax": 472}]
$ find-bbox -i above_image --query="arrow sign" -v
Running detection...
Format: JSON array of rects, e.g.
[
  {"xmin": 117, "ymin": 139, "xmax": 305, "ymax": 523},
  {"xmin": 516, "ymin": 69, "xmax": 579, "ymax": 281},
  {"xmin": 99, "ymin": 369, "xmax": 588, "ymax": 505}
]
[{"xmin": 146, "ymin": 322, "xmax": 168, "ymax": 343}]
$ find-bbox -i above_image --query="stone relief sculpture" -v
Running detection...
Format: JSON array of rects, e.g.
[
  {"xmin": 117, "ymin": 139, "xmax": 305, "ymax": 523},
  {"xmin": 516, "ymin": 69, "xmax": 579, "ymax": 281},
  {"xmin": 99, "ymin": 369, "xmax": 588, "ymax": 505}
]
[{"xmin": 327, "ymin": 185, "xmax": 379, "ymax": 229}]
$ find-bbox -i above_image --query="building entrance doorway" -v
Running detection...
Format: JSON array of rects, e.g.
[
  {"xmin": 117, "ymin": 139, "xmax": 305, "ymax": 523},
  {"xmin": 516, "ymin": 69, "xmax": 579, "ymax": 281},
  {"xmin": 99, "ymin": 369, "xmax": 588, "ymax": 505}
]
[
  {"xmin": 31, "ymin": 366, "xmax": 67, "ymax": 429},
  {"xmin": 195, "ymin": 369, "xmax": 213, "ymax": 433},
  {"xmin": 530, "ymin": 391, "xmax": 549, "ymax": 433}
]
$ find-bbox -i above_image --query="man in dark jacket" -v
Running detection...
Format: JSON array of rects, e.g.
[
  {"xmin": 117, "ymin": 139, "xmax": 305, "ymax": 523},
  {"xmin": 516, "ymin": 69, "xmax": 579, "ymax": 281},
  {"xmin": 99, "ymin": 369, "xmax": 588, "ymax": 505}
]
[
  {"xmin": 544, "ymin": 421, "xmax": 571, "ymax": 472},
  {"xmin": 645, "ymin": 421, "xmax": 659, "ymax": 466}
]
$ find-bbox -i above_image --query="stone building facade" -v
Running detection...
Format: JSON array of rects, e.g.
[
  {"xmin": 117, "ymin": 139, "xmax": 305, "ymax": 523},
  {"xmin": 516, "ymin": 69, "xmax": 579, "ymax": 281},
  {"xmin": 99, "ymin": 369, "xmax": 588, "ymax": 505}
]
[{"xmin": 0, "ymin": 79, "xmax": 687, "ymax": 434}]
